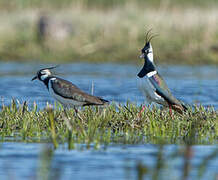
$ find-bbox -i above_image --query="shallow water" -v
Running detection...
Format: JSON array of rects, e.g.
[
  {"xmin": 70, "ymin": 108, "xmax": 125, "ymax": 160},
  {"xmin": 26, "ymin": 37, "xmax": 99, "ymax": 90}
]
[
  {"xmin": 0, "ymin": 142, "xmax": 217, "ymax": 180},
  {"xmin": 0, "ymin": 62, "xmax": 218, "ymax": 109}
]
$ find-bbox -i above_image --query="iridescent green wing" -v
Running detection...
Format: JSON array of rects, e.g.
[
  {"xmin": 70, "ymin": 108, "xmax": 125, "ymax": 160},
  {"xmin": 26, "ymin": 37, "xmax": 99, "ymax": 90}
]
[
  {"xmin": 151, "ymin": 73, "xmax": 172, "ymax": 94},
  {"xmin": 149, "ymin": 73, "xmax": 181, "ymax": 105}
]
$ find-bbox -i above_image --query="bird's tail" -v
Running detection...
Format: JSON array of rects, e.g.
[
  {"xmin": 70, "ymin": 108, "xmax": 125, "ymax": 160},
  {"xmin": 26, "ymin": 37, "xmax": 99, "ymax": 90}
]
[
  {"xmin": 179, "ymin": 100, "xmax": 188, "ymax": 112},
  {"xmin": 182, "ymin": 104, "xmax": 188, "ymax": 111},
  {"xmin": 98, "ymin": 97, "xmax": 110, "ymax": 105}
]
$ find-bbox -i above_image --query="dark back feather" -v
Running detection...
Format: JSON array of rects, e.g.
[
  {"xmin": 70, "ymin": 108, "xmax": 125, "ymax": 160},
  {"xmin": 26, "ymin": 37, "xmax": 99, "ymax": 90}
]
[{"xmin": 51, "ymin": 77, "xmax": 108, "ymax": 105}]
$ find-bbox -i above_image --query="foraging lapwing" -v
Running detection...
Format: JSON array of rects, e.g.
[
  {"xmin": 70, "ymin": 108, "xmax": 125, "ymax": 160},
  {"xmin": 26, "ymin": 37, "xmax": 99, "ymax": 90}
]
[
  {"xmin": 137, "ymin": 30, "xmax": 187, "ymax": 114},
  {"xmin": 32, "ymin": 66, "xmax": 109, "ymax": 108}
]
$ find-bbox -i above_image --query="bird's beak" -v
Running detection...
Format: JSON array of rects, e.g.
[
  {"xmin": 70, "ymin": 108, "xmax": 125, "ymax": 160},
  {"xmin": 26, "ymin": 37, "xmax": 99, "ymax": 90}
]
[
  {"xmin": 31, "ymin": 76, "xmax": 37, "ymax": 81},
  {"xmin": 139, "ymin": 53, "xmax": 145, "ymax": 59}
]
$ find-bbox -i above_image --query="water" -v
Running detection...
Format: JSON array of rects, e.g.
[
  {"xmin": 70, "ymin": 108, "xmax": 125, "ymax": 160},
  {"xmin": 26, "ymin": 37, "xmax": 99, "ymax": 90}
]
[
  {"xmin": 0, "ymin": 62, "xmax": 218, "ymax": 109},
  {"xmin": 0, "ymin": 62, "xmax": 218, "ymax": 179},
  {"xmin": 0, "ymin": 143, "xmax": 217, "ymax": 180}
]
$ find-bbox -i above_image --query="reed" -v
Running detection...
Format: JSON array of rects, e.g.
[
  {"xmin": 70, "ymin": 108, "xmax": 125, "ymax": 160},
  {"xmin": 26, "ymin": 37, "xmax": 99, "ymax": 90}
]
[{"xmin": 46, "ymin": 106, "xmax": 58, "ymax": 149}]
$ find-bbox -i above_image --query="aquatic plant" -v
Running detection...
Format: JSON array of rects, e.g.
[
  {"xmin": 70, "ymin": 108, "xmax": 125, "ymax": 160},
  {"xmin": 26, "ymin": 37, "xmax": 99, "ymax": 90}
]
[
  {"xmin": 0, "ymin": 100, "xmax": 217, "ymax": 147},
  {"xmin": 0, "ymin": 100, "xmax": 217, "ymax": 180}
]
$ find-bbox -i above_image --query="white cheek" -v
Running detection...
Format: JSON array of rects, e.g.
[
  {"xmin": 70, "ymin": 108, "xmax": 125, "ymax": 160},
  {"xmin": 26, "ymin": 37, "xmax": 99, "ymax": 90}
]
[
  {"xmin": 41, "ymin": 74, "xmax": 49, "ymax": 81},
  {"xmin": 147, "ymin": 52, "xmax": 153, "ymax": 62}
]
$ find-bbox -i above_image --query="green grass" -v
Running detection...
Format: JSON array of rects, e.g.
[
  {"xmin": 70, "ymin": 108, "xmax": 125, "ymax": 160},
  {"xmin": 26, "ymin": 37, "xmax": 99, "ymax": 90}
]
[
  {"xmin": 0, "ymin": 100, "xmax": 217, "ymax": 148},
  {"xmin": 0, "ymin": 100, "xmax": 217, "ymax": 179}
]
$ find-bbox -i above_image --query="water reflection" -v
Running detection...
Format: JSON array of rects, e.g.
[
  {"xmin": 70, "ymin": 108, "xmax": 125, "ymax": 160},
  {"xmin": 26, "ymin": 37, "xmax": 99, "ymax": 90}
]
[
  {"xmin": 0, "ymin": 143, "xmax": 217, "ymax": 180},
  {"xmin": 133, "ymin": 145, "xmax": 218, "ymax": 180}
]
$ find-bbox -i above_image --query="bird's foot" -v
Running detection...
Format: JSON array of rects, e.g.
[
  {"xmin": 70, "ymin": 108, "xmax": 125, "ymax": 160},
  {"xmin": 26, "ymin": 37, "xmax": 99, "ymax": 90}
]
[
  {"xmin": 138, "ymin": 105, "xmax": 146, "ymax": 118},
  {"xmin": 169, "ymin": 105, "xmax": 173, "ymax": 118}
]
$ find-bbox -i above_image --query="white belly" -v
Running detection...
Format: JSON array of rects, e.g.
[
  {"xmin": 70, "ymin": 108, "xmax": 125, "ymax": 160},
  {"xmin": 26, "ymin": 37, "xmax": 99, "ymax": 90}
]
[
  {"xmin": 137, "ymin": 76, "xmax": 166, "ymax": 105},
  {"xmin": 48, "ymin": 79, "xmax": 85, "ymax": 107}
]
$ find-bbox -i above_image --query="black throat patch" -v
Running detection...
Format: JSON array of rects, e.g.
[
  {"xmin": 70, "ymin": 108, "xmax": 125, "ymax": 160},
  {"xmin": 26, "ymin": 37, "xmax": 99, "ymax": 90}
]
[
  {"xmin": 137, "ymin": 57, "xmax": 156, "ymax": 78},
  {"xmin": 43, "ymin": 77, "xmax": 53, "ymax": 90}
]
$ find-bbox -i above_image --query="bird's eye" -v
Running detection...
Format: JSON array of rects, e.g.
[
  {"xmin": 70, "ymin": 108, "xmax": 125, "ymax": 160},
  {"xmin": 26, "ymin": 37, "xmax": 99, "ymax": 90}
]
[{"xmin": 142, "ymin": 49, "xmax": 148, "ymax": 54}]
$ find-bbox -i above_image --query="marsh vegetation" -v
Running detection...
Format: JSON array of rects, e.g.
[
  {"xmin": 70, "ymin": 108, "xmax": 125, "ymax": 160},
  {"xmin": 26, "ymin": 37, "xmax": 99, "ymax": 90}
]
[
  {"xmin": 1, "ymin": 101, "xmax": 217, "ymax": 147},
  {"xmin": 0, "ymin": 100, "xmax": 217, "ymax": 179}
]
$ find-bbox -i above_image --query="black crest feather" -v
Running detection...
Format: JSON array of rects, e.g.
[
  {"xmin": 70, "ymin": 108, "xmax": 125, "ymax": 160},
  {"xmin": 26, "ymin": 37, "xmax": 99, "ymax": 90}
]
[{"xmin": 145, "ymin": 28, "xmax": 158, "ymax": 44}]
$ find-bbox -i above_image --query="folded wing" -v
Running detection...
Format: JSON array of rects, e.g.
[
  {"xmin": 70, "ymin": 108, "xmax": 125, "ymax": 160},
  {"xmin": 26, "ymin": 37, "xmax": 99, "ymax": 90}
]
[
  {"xmin": 149, "ymin": 73, "xmax": 186, "ymax": 113},
  {"xmin": 51, "ymin": 77, "xmax": 108, "ymax": 105}
]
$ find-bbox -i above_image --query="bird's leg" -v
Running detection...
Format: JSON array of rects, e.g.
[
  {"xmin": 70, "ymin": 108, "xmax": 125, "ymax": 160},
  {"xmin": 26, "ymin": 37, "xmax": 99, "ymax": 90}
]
[
  {"xmin": 73, "ymin": 107, "xmax": 85, "ymax": 124},
  {"xmin": 63, "ymin": 108, "xmax": 68, "ymax": 117},
  {"xmin": 73, "ymin": 106, "xmax": 80, "ymax": 119},
  {"xmin": 140, "ymin": 105, "xmax": 146, "ymax": 114},
  {"xmin": 73, "ymin": 107, "xmax": 78, "ymax": 115},
  {"xmin": 138, "ymin": 105, "xmax": 146, "ymax": 118},
  {"xmin": 169, "ymin": 104, "xmax": 172, "ymax": 117}
]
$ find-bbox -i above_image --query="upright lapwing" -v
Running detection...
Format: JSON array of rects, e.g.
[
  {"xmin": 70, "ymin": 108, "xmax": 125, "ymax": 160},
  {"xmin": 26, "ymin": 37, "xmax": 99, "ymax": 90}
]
[
  {"xmin": 137, "ymin": 30, "xmax": 187, "ymax": 114},
  {"xmin": 32, "ymin": 66, "xmax": 109, "ymax": 108}
]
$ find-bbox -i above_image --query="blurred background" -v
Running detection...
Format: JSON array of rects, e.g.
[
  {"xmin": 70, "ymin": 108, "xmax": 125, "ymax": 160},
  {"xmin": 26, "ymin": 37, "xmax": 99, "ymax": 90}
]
[{"xmin": 0, "ymin": 0, "xmax": 218, "ymax": 64}]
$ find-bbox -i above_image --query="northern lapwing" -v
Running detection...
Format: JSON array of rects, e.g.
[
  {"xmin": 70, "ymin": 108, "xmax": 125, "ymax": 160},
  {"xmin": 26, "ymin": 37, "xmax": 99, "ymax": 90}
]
[
  {"xmin": 137, "ymin": 30, "xmax": 187, "ymax": 114},
  {"xmin": 32, "ymin": 66, "xmax": 109, "ymax": 108}
]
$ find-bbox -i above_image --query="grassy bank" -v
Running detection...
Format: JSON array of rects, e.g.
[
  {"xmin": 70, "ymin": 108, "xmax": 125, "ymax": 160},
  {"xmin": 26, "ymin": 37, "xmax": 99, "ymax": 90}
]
[
  {"xmin": 0, "ymin": 3, "xmax": 218, "ymax": 64},
  {"xmin": 0, "ymin": 101, "xmax": 217, "ymax": 147}
]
